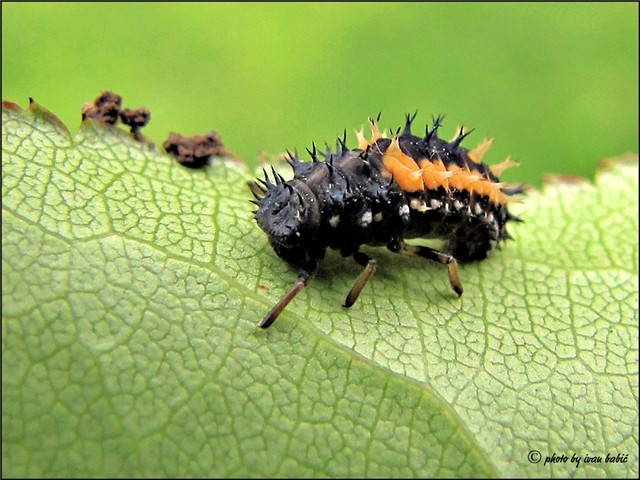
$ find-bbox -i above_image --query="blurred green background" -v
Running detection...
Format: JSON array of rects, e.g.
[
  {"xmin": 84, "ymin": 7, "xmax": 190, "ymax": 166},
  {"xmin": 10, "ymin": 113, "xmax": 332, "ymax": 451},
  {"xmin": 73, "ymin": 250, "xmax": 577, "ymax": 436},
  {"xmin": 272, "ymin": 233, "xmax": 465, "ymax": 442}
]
[{"xmin": 2, "ymin": 2, "xmax": 638, "ymax": 186}]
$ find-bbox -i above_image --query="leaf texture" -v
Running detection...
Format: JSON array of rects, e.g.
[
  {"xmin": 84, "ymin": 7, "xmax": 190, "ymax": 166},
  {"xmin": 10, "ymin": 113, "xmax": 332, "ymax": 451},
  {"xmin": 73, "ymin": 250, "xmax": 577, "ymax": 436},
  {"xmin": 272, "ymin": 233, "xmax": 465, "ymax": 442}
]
[{"xmin": 2, "ymin": 101, "xmax": 638, "ymax": 477}]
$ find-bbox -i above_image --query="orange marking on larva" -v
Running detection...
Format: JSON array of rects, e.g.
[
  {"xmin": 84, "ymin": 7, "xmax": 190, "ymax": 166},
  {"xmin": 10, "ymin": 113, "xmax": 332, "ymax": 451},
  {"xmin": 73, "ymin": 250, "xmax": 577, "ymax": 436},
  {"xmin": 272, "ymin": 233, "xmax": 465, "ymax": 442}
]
[
  {"xmin": 447, "ymin": 165, "xmax": 491, "ymax": 193},
  {"xmin": 446, "ymin": 165, "xmax": 468, "ymax": 191},
  {"xmin": 441, "ymin": 163, "xmax": 513, "ymax": 205},
  {"xmin": 484, "ymin": 182, "xmax": 510, "ymax": 204},
  {"xmin": 454, "ymin": 171, "xmax": 485, "ymax": 192},
  {"xmin": 377, "ymin": 130, "xmax": 516, "ymax": 205},
  {"xmin": 382, "ymin": 136, "xmax": 424, "ymax": 191},
  {"xmin": 489, "ymin": 187, "xmax": 510, "ymax": 205},
  {"xmin": 418, "ymin": 158, "xmax": 452, "ymax": 191},
  {"xmin": 468, "ymin": 138, "xmax": 494, "ymax": 164},
  {"xmin": 489, "ymin": 155, "xmax": 519, "ymax": 177},
  {"xmin": 420, "ymin": 163, "xmax": 440, "ymax": 190}
]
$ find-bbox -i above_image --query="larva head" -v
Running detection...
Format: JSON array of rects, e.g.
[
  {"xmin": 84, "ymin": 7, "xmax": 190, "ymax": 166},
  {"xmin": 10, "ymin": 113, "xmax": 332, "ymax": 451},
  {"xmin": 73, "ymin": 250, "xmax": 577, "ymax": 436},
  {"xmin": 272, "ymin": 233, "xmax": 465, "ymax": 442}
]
[{"xmin": 254, "ymin": 175, "xmax": 322, "ymax": 267}]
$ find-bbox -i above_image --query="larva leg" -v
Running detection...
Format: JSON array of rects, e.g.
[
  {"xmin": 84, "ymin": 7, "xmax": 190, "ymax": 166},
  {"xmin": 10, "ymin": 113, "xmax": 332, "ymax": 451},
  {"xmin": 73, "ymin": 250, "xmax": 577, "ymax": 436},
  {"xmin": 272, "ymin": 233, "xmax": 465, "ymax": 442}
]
[
  {"xmin": 344, "ymin": 251, "xmax": 377, "ymax": 308},
  {"xmin": 260, "ymin": 266, "xmax": 316, "ymax": 329},
  {"xmin": 400, "ymin": 244, "xmax": 463, "ymax": 296}
]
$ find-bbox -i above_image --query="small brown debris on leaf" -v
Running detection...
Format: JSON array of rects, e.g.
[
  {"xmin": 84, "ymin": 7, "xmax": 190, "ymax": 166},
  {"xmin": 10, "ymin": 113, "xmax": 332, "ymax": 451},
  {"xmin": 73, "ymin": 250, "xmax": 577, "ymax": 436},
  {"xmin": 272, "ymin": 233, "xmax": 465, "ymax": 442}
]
[
  {"xmin": 120, "ymin": 107, "xmax": 151, "ymax": 142},
  {"xmin": 81, "ymin": 91, "xmax": 152, "ymax": 146},
  {"xmin": 80, "ymin": 91, "xmax": 238, "ymax": 162},
  {"xmin": 81, "ymin": 91, "xmax": 123, "ymax": 125},
  {"xmin": 162, "ymin": 131, "xmax": 228, "ymax": 168}
]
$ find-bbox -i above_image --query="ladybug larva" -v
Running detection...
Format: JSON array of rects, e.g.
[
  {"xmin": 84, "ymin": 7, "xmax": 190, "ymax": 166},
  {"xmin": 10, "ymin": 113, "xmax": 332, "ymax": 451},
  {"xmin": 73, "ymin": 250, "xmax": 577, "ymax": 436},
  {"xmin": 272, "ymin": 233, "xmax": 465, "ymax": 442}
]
[{"xmin": 251, "ymin": 114, "xmax": 523, "ymax": 328}]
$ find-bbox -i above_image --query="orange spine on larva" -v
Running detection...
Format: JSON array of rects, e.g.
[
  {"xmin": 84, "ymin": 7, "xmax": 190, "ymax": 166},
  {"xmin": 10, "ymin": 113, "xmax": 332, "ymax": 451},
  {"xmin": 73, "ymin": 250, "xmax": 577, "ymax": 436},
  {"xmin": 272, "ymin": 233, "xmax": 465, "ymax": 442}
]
[
  {"xmin": 355, "ymin": 116, "xmax": 388, "ymax": 150},
  {"xmin": 381, "ymin": 136, "xmax": 424, "ymax": 191},
  {"xmin": 467, "ymin": 138, "xmax": 494, "ymax": 164},
  {"xmin": 489, "ymin": 156, "xmax": 519, "ymax": 177}
]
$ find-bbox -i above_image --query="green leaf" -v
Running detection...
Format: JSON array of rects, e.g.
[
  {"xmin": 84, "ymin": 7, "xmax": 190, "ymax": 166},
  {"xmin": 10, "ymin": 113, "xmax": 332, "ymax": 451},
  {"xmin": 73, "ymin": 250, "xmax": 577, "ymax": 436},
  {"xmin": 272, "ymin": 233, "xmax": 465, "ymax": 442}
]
[{"xmin": 2, "ymin": 101, "xmax": 638, "ymax": 478}]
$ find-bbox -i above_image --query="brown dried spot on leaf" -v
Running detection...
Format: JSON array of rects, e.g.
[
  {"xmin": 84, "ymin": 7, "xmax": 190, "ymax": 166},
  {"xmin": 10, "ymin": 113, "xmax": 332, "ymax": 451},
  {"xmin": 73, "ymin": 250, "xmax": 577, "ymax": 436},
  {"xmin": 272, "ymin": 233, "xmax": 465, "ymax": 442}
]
[
  {"xmin": 81, "ymin": 91, "xmax": 123, "ymax": 125},
  {"xmin": 120, "ymin": 107, "xmax": 151, "ymax": 142},
  {"xmin": 81, "ymin": 91, "xmax": 153, "ymax": 146},
  {"xmin": 162, "ymin": 131, "xmax": 228, "ymax": 168},
  {"xmin": 120, "ymin": 107, "xmax": 151, "ymax": 129}
]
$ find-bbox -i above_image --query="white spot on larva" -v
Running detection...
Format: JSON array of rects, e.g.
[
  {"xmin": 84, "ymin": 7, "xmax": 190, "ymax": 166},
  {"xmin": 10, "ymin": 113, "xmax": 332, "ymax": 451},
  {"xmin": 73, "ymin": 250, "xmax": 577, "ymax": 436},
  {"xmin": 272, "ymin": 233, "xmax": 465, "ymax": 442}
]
[
  {"xmin": 360, "ymin": 211, "xmax": 373, "ymax": 226},
  {"xmin": 430, "ymin": 199, "xmax": 442, "ymax": 209},
  {"xmin": 453, "ymin": 200, "xmax": 464, "ymax": 210},
  {"xmin": 410, "ymin": 198, "xmax": 429, "ymax": 212},
  {"xmin": 474, "ymin": 203, "xmax": 483, "ymax": 215},
  {"xmin": 373, "ymin": 212, "xmax": 383, "ymax": 222},
  {"xmin": 399, "ymin": 204, "xmax": 410, "ymax": 218},
  {"xmin": 329, "ymin": 215, "xmax": 340, "ymax": 228},
  {"xmin": 486, "ymin": 212, "xmax": 495, "ymax": 223}
]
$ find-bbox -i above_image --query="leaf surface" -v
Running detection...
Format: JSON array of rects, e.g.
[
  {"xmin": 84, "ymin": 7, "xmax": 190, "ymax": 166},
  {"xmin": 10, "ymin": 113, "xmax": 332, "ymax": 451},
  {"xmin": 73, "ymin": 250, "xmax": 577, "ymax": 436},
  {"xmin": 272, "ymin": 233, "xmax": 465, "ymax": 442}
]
[{"xmin": 2, "ymin": 101, "xmax": 638, "ymax": 477}]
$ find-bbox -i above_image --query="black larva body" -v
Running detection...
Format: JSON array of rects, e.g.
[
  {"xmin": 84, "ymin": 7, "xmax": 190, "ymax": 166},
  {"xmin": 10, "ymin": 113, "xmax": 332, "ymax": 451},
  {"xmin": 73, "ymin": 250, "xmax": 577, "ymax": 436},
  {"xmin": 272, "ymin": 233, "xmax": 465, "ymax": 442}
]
[
  {"xmin": 252, "ymin": 115, "xmax": 521, "ymax": 328},
  {"xmin": 256, "ymin": 149, "xmax": 410, "ymax": 267}
]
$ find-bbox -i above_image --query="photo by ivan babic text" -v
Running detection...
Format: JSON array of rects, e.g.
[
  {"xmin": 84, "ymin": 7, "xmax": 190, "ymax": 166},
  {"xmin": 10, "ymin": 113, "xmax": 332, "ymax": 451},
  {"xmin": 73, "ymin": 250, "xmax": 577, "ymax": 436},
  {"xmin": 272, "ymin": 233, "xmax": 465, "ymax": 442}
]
[{"xmin": 528, "ymin": 450, "xmax": 629, "ymax": 468}]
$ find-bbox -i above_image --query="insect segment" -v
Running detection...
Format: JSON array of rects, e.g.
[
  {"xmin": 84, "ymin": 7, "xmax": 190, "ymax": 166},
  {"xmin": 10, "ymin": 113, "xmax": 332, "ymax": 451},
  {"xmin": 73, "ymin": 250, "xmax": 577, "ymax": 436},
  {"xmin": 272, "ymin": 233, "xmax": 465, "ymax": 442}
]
[{"xmin": 251, "ymin": 114, "xmax": 523, "ymax": 328}]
